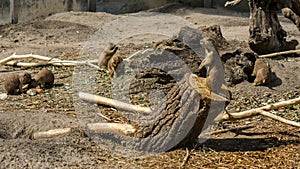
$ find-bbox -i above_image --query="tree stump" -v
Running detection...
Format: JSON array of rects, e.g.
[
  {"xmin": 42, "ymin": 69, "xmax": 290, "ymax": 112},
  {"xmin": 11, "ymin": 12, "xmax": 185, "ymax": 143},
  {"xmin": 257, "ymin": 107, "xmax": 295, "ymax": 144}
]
[
  {"xmin": 81, "ymin": 27, "xmax": 230, "ymax": 155},
  {"xmin": 248, "ymin": 0, "xmax": 299, "ymax": 54}
]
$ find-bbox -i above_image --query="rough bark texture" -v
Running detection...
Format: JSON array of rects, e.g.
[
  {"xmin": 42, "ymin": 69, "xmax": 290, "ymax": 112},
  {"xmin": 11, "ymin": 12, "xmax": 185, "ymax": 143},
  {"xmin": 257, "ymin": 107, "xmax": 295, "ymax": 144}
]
[
  {"xmin": 248, "ymin": 0, "xmax": 299, "ymax": 54},
  {"xmin": 103, "ymin": 27, "xmax": 229, "ymax": 152}
]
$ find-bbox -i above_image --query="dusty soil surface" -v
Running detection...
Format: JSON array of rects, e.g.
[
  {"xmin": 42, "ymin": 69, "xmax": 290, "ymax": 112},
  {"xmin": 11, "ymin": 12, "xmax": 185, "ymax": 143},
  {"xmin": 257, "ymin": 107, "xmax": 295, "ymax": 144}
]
[{"xmin": 0, "ymin": 4, "xmax": 299, "ymax": 168}]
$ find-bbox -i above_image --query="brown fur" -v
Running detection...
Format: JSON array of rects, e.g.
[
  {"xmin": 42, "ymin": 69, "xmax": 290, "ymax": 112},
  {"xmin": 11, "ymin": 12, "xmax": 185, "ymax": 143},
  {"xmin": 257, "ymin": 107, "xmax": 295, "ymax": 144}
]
[
  {"xmin": 252, "ymin": 59, "xmax": 272, "ymax": 86},
  {"xmin": 32, "ymin": 68, "xmax": 54, "ymax": 89},
  {"xmin": 4, "ymin": 72, "xmax": 32, "ymax": 95},
  {"xmin": 107, "ymin": 55, "xmax": 123, "ymax": 76},
  {"xmin": 19, "ymin": 72, "xmax": 32, "ymax": 86},
  {"xmin": 98, "ymin": 43, "xmax": 118, "ymax": 69},
  {"xmin": 199, "ymin": 49, "xmax": 226, "ymax": 90}
]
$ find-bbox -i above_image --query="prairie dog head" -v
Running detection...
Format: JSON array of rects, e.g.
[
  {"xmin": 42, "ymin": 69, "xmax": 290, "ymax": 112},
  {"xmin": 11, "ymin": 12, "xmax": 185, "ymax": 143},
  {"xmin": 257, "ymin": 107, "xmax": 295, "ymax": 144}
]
[
  {"xmin": 98, "ymin": 43, "xmax": 118, "ymax": 68},
  {"xmin": 18, "ymin": 72, "xmax": 32, "ymax": 85},
  {"xmin": 32, "ymin": 68, "xmax": 54, "ymax": 88}
]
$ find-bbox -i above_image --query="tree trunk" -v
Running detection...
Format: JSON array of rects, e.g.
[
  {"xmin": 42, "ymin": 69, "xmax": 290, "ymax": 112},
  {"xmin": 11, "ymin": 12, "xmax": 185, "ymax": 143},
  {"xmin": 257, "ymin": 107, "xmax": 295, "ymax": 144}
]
[{"xmin": 248, "ymin": 0, "xmax": 298, "ymax": 54}]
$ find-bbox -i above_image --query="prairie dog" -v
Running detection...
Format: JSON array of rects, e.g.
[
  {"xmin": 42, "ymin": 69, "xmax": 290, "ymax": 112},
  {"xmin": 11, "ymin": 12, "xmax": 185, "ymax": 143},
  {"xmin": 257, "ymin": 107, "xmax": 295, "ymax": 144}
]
[
  {"xmin": 107, "ymin": 55, "xmax": 123, "ymax": 76},
  {"xmin": 4, "ymin": 72, "xmax": 32, "ymax": 95},
  {"xmin": 252, "ymin": 59, "xmax": 272, "ymax": 86},
  {"xmin": 199, "ymin": 49, "xmax": 226, "ymax": 90},
  {"xmin": 98, "ymin": 43, "xmax": 118, "ymax": 69},
  {"xmin": 32, "ymin": 68, "xmax": 54, "ymax": 88}
]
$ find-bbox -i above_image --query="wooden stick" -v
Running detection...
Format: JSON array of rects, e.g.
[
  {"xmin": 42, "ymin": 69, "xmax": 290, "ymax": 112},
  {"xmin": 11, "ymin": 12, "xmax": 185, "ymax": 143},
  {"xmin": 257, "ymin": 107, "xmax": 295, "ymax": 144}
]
[
  {"xmin": 5, "ymin": 60, "xmax": 100, "ymax": 68},
  {"xmin": 0, "ymin": 53, "xmax": 60, "ymax": 64},
  {"xmin": 259, "ymin": 49, "xmax": 300, "ymax": 58},
  {"xmin": 97, "ymin": 112, "xmax": 111, "ymax": 121},
  {"xmin": 87, "ymin": 123, "xmax": 136, "ymax": 135},
  {"xmin": 0, "ymin": 53, "xmax": 99, "ymax": 68},
  {"xmin": 216, "ymin": 97, "xmax": 300, "ymax": 127},
  {"xmin": 181, "ymin": 148, "xmax": 190, "ymax": 167},
  {"xmin": 224, "ymin": 0, "xmax": 243, "ymax": 7},
  {"xmin": 32, "ymin": 128, "xmax": 72, "ymax": 139},
  {"xmin": 78, "ymin": 92, "xmax": 153, "ymax": 113},
  {"xmin": 258, "ymin": 110, "xmax": 300, "ymax": 127}
]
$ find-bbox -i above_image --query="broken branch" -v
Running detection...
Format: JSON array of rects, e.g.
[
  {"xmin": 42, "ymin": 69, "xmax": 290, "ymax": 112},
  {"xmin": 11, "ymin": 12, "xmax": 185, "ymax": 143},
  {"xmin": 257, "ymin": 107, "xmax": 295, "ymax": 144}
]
[
  {"xmin": 216, "ymin": 97, "xmax": 300, "ymax": 127},
  {"xmin": 0, "ymin": 53, "xmax": 99, "ymax": 68},
  {"xmin": 181, "ymin": 148, "xmax": 190, "ymax": 167},
  {"xmin": 259, "ymin": 49, "xmax": 300, "ymax": 58},
  {"xmin": 224, "ymin": 0, "xmax": 243, "ymax": 7},
  {"xmin": 78, "ymin": 92, "xmax": 152, "ymax": 113},
  {"xmin": 87, "ymin": 122, "xmax": 136, "ymax": 135},
  {"xmin": 258, "ymin": 110, "xmax": 300, "ymax": 127},
  {"xmin": 32, "ymin": 128, "xmax": 72, "ymax": 139}
]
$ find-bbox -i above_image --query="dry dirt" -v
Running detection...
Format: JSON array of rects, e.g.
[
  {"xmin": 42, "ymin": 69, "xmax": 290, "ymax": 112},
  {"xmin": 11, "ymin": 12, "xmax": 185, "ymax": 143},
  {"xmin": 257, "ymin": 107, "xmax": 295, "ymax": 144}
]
[{"xmin": 0, "ymin": 4, "xmax": 299, "ymax": 168}]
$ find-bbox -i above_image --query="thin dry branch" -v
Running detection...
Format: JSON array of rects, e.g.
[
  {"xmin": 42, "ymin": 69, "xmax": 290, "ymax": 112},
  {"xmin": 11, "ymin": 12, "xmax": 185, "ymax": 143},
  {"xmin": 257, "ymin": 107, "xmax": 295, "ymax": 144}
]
[
  {"xmin": 87, "ymin": 122, "xmax": 136, "ymax": 135},
  {"xmin": 224, "ymin": 0, "xmax": 243, "ymax": 7},
  {"xmin": 216, "ymin": 97, "xmax": 300, "ymax": 127},
  {"xmin": 97, "ymin": 112, "xmax": 111, "ymax": 121},
  {"xmin": 79, "ymin": 92, "xmax": 152, "ymax": 113},
  {"xmin": 181, "ymin": 148, "xmax": 190, "ymax": 167},
  {"xmin": 258, "ymin": 110, "xmax": 300, "ymax": 127},
  {"xmin": 32, "ymin": 128, "xmax": 72, "ymax": 139},
  {"xmin": 0, "ymin": 53, "xmax": 99, "ymax": 68},
  {"xmin": 259, "ymin": 49, "xmax": 300, "ymax": 58}
]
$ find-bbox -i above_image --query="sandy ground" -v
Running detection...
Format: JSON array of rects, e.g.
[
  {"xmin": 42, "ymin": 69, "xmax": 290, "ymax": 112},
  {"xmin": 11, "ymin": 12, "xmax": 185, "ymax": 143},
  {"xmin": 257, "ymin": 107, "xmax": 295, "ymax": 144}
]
[{"xmin": 0, "ymin": 4, "xmax": 299, "ymax": 168}]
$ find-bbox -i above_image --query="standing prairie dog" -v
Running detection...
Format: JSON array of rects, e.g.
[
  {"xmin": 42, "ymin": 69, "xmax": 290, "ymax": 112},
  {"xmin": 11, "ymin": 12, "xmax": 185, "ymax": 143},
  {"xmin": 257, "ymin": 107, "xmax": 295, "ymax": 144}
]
[
  {"xmin": 98, "ymin": 43, "xmax": 118, "ymax": 69},
  {"xmin": 107, "ymin": 54, "xmax": 123, "ymax": 76},
  {"xmin": 252, "ymin": 59, "xmax": 272, "ymax": 86},
  {"xmin": 31, "ymin": 68, "xmax": 54, "ymax": 89},
  {"xmin": 199, "ymin": 49, "xmax": 227, "ymax": 91},
  {"xmin": 4, "ymin": 72, "xmax": 32, "ymax": 95}
]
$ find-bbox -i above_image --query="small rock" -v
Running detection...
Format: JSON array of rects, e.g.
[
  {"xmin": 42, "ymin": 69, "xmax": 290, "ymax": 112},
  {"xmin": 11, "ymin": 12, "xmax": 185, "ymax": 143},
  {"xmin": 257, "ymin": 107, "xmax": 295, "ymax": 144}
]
[
  {"xmin": 27, "ymin": 89, "xmax": 37, "ymax": 96},
  {"xmin": 0, "ymin": 93, "xmax": 8, "ymax": 100}
]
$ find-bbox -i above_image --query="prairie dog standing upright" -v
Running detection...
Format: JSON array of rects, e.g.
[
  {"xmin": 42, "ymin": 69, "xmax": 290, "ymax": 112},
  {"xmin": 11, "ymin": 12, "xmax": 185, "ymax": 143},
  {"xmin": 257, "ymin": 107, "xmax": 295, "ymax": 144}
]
[
  {"xmin": 199, "ymin": 49, "xmax": 226, "ymax": 91},
  {"xmin": 107, "ymin": 54, "xmax": 123, "ymax": 76},
  {"xmin": 252, "ymin": 59, "xmax": 272, "ymax": 86},
  {"xmin": 98, "ymin": 43, "xmax": 118, "ymax": 69},
  {"xmin": 31, "ymin": 68, "xmax": 54, "ymax": 89},
  {"xmin": 4, "ymin": 72, "xmax": 32, "ymax": 95}
]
